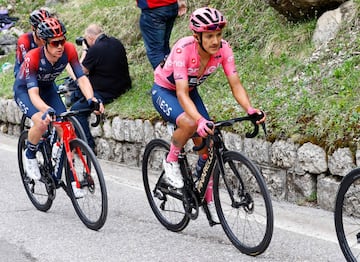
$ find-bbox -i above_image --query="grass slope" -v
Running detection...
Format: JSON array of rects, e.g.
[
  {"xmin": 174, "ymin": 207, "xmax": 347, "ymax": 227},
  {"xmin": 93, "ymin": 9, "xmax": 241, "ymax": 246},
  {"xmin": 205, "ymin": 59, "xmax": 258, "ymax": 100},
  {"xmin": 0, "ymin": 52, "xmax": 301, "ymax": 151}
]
[{"xmin": 1, "ymin": 0, "xmax": 359, "ymax": 153}]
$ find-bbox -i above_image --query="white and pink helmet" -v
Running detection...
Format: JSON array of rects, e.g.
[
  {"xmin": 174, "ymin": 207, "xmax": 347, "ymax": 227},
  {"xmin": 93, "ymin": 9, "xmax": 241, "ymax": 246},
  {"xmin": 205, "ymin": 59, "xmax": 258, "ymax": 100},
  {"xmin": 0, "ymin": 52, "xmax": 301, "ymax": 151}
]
[{"xmin": 189, "ymin": 7, "xmax": 227, "ymax": 33}]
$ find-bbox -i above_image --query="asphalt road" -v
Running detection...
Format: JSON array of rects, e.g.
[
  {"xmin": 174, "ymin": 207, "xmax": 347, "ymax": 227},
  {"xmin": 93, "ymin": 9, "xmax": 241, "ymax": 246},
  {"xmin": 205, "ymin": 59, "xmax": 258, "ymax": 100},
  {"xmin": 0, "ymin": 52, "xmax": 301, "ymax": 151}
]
[{"xmin": 0, "ymin": 133, "xmax": 345, "ymax": 261}]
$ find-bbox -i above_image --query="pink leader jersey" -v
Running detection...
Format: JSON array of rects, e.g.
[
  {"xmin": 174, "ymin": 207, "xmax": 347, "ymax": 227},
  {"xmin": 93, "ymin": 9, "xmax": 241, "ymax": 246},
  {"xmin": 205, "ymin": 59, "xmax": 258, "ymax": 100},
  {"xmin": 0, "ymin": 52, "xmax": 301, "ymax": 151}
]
[{"xmin": 154, "ymin": 36, "xmax": 237, "ymax": 91}]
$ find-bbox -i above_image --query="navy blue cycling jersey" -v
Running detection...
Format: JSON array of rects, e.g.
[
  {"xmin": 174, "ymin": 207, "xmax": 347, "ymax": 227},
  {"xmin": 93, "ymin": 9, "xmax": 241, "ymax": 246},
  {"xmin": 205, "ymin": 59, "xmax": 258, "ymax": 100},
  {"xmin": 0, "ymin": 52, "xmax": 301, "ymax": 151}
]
[
  {"xmin": 13, "ymin": 42, "xmax": 84, "ymax": 117},
  {"xmin": 14, "ymin": 41, "xmax": 83, "ymax": 92}
]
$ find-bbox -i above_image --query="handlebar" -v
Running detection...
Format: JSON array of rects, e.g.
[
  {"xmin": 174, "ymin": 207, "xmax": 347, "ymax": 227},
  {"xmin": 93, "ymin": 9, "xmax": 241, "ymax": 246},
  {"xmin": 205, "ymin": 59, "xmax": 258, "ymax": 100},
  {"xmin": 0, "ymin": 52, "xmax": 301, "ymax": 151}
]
[
  {"xmin": 192, "ymin": 112, "xmax": 266, "ymax": 152},
  {"xmin": 215, "ymin": 111, "xmax": 266, "ymax": 138},
  {"xmin": 48, "ymin": 108, "xmax": 103, "ymax": 127}
]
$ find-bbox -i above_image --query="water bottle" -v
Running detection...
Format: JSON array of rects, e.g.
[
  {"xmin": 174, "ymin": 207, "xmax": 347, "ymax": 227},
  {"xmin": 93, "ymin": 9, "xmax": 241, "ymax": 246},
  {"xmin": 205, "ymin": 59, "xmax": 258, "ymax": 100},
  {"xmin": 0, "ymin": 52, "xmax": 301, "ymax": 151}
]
[
  {"xmin": 52, "ymin": 141, "xmax": 61, "ymax": 164},
  {"xmin": 194, "ymin": 154, "xmax": 208, "ymax": 179}
]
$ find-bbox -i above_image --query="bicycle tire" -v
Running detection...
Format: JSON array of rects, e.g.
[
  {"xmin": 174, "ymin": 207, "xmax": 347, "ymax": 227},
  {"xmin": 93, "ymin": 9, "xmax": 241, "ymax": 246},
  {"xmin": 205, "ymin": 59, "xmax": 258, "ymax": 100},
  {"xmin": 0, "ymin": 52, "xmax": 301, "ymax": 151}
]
[
  {"xmin": 213, "ymin": 151, "xmax": 273, "ymax": 256},
  {"xmin": 68, "ymin": 115, "xmax": 88, "ymax": 143},
  {"xmin": 142, "ymin": 139, "xmax": 190, "ymax": 232},
  {"xmin": 65, "ymin": 138, "xmax": 107, "ymax": 230},
  {"xmin": 334, "ymin": 168, "xmax": 360, "ymax": 262},
  {"xmin": 17, "ymin": 131, "xmax": 53, "ymax": 212},
  {"xmin": 19, "ymin": 114, "xmax": 88, "ymax": 143},
  {"xmin": 19, "ymin": 114, "xmax": 33, "ymax": 132}
]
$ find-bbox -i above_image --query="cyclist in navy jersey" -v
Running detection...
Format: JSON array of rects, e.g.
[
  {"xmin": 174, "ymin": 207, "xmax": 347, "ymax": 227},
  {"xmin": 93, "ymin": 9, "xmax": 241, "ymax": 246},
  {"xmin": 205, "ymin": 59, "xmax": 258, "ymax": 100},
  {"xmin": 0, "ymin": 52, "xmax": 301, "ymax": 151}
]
[
  {"xmin": 14, "ymin": 17, "xmax": 103, "ymax": 181},
  {"xmin": 14, "ymin": 9, "xmax": 51, "ymax": 78}
]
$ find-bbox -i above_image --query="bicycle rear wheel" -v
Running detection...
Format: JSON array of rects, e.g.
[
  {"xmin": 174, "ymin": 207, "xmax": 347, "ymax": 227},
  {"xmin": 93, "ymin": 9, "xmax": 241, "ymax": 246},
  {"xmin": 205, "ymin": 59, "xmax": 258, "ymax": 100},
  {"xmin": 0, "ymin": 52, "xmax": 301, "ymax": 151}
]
[
  {"xmin": 213, "ymin": 151, "xmax": 273, "ymax": 256},
  {"xmin": 65, "ymin": 138, "xmax": 107, "ymax": 230},
  {"xmin": 142, "ymin": 139, "xmax": 190, "ymax": 232},
  {"xmin": 20, "ymin": 114, "xmax": 33, "ymax": 132},
  {"xmin": 17, "ymin": 131, "xmax": 53, "ymax": 211},
  {"xmin": 334, "ymin": 168, "xmax": 360, "ymax": 262}
]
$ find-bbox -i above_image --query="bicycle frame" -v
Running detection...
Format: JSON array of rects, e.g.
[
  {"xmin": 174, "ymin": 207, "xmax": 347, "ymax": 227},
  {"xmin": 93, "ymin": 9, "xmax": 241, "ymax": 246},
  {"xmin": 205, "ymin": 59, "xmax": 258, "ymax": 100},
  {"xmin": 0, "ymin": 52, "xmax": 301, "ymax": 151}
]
[
  {"xmin": 178, "ymin": 113, "xmax": 266, "ymax": 215},
  {"xmin": 54, "ymin": 119, "xmax": 92, "ymax": 189},
  {"xmin": 178, "ymin": 145, "xmax": 217, "ymax": 203}
]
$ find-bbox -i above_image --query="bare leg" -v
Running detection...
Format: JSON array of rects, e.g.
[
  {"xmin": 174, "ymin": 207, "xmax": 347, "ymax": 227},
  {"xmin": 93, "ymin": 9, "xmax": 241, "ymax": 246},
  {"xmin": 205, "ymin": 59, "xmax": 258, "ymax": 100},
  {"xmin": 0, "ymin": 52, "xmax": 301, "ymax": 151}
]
[{"xmin": 27, "ymin": 112, "xmax": 48, "ymax": 145}]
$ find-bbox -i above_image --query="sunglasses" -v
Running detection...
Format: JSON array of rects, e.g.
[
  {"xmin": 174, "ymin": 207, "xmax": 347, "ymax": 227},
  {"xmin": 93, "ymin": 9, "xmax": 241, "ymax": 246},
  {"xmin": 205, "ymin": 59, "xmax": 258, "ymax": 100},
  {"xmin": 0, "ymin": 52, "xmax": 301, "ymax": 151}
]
[
  {"xmin": 48, "ymin": 38, "xmax": 66, "ymax": 47},
  {"xmin": 204, "ymin": 22, "xmax": 226, "ymax": 31}
]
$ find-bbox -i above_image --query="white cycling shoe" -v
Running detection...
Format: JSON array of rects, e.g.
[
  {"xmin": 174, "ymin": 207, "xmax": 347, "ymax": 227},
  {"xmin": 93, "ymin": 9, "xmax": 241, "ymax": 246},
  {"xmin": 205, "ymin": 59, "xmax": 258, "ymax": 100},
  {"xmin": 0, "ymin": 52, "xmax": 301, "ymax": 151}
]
[
  {"xmin": 163, "ymin": 159, "xmax": 184, "ymax": 188},
  {"xmin": 71, "ymin": 181, "xmax": 85, "ymax": 198},
  {"xmin": 25, "ymin": 152, "xmax": 41, "ymax": 181},
  {"xmin": 207, "ymin": 201, "xmax": 220, "ymax": 223}
]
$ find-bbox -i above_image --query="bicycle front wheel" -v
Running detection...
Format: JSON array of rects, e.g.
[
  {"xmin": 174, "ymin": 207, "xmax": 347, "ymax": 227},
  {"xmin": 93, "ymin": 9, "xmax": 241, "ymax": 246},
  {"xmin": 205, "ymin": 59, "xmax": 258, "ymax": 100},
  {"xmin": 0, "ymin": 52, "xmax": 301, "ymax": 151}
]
[
  {"xmin": 65, "ymin": 138, "xmax": 107, "ymax": 230},
  {"xmin": 213, "ymin": 151, "xmax": 273, "ymax": 256},
  {"xmin": 142, "ymin": 139, "xmax": 190, "ymax": 232},
  {"xmin": 68, "ymin": 115, "xmax": 88, "ymax": 143},
  {"xmin": 334, "ymin": 168, "xmax": 360, "ymax": 262},
  {"xmin": 17, "ymin": 131, "xmax": 53, "ymax": 211}
]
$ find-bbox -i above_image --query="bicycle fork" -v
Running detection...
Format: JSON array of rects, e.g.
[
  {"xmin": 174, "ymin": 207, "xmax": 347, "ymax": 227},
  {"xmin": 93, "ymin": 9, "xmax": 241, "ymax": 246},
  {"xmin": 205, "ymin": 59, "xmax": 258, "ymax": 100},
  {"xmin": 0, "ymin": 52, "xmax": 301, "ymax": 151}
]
[{"xmin": 64, "ymin": 141, "xmax": 94, "ymax": 192}]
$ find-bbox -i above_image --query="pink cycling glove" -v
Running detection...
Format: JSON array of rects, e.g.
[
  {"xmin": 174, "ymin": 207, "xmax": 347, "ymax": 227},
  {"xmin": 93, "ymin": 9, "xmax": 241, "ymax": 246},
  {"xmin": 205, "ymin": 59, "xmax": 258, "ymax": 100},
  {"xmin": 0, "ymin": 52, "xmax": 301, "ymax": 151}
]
[
  {"xmin": 247, "ymin": 107, "xmax": 258, "ymax": 115},
  {"xmin": 196, "ymin": 117, "xmax": 214, "ymax": 138}
]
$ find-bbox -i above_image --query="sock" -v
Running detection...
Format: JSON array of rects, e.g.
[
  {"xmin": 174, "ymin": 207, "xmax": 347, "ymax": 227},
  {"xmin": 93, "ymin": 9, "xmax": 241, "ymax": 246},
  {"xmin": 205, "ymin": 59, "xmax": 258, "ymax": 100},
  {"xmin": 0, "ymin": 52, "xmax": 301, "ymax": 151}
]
[
  {"xmin": 166, "ymin": 143, "xmax": 181, "ymax": 162},
  {"xmin": 205, "ymin": 175, "xmax": 214, "ymax": 203},
  {"xmin": 26, "ymin": 141, "xmax": 38, "ymax": 159}
]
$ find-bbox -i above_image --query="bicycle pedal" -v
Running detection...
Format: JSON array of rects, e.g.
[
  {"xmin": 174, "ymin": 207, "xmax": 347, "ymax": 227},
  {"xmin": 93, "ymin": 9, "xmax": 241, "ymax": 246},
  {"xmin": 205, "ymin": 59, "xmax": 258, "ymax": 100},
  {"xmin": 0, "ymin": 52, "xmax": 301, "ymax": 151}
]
[
  {"xmin": 154, "ymin": 189, "xmax": 165, "ymax": 200},
  {"xmin": 56, "ymin": 180, "xmax": 64, "ymax": 189}
]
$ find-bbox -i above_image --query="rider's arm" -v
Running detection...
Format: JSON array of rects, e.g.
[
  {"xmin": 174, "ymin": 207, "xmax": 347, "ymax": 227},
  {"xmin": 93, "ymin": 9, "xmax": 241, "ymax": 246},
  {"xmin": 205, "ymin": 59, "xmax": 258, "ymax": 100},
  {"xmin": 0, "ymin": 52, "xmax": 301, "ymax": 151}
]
[
  {"xmin": 227, "ymin": 74, "xmax": 266, "ymax": 122},
  {"xmin": 77, "ymin": 75, "xmax": 94, "ymax": 100},
  {"xmin": 227, "ymin": 74, "xmax": 252, "ymax": 112},
  {"xmin": 65, "ymin": 64, "xmax": 77, "ymax": 80},
  {"xmin": 64, "ymin": 43, "xmax": 98, "ymax": 104},
  {"xmin": 176, "ymin": 79, "xmax": 203, "ymax": 122}
]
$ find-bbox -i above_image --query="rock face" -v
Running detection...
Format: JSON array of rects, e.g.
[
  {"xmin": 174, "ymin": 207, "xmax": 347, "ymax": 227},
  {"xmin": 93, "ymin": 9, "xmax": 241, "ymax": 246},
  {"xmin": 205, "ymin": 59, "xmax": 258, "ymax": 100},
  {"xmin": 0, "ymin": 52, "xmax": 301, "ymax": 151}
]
[
  {"xmin": 267, "ymin": 0, "xmax": 347, "ymax": 21},
  {"xmin": 312, "ymin": 1, "xmax": 357, "ymax": 47}
]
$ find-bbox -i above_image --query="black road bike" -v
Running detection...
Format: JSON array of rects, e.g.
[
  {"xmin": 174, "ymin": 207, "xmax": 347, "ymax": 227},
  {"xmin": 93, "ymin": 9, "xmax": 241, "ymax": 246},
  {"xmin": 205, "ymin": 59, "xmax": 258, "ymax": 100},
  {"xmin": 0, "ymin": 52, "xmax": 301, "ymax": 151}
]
[
  {"xmin": 142, "ymin": 113, "xmax": 273, "ymax": 256},
  {"xmin": 17, "ymin": 108, "xmax": 107, "ymax": 230}
]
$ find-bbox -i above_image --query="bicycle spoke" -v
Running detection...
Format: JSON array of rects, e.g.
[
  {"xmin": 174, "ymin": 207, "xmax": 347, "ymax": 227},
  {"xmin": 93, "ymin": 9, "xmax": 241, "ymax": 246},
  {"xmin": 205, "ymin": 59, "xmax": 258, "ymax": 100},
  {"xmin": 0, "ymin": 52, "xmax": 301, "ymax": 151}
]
[
  {"xmin": 66, "ymin": 138, "xmax": 107, "ymax": 231},
  {"xmin": 142, "ymin": 139, "xmax": 190, "ymax": 232},
  {"xmin": 214, "ymin": 151, "xmax": 273, "ymax": 256}
]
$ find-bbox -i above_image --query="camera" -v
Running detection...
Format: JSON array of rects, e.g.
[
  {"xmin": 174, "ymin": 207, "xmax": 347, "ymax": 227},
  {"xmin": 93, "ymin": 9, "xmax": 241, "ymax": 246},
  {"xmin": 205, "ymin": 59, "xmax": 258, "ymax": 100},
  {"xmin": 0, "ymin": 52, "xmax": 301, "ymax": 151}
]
[{"xmin": 75, "ymin": 36, "xmax": 85, "ymax": 46}]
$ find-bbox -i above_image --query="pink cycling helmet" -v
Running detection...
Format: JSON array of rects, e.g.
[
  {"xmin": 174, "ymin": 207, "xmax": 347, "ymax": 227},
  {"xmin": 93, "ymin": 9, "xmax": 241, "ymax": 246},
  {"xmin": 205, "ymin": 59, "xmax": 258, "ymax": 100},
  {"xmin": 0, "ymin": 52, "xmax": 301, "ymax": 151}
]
[{"xmin": 189, "ymin": 7, "xmax": 227, "ymax": 33}]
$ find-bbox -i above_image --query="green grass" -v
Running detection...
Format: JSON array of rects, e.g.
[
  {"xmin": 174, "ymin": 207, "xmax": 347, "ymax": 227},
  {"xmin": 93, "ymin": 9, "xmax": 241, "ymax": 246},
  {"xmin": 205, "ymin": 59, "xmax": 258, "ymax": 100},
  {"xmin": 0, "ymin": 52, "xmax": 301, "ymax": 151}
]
[{"xmin": 1, "ymin": 0, "xmax": 360, "ymax": 154}]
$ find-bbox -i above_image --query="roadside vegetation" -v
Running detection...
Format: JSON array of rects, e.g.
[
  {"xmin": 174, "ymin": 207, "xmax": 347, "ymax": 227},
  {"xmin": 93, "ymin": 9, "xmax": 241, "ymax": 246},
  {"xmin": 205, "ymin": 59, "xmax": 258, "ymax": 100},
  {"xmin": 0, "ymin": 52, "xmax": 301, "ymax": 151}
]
[{"xmin": 1, "ymin": 0, "xmax": 359, "ymax": 154}]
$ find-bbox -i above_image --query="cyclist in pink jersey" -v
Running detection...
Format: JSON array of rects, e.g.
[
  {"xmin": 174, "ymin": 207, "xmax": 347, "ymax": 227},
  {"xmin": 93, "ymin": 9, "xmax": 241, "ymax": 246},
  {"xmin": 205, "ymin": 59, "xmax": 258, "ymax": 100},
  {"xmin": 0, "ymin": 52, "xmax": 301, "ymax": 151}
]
[{"xmin": 151, "ymin": 7, "xmax": 265, "ymax": 198}]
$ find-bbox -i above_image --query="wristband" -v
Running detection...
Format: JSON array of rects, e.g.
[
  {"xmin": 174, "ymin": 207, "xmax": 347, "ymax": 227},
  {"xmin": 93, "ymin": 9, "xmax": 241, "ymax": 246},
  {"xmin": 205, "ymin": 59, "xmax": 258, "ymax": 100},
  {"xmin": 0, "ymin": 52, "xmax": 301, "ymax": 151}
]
[
  {"xmin": 41, "ymin": 107, "xmax": 56, "ymax": 120},
  {"xmin": 87, "ymin": 98, "xmax": 93, "ymax": 106}
]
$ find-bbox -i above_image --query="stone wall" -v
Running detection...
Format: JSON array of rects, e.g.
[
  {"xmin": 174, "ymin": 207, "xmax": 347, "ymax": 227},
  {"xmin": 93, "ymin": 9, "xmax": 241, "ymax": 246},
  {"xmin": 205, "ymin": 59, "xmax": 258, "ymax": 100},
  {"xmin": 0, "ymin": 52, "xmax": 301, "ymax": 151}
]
[{"xmin": 1, "ymin": 98, "xmax": 355, "ymax": 212}]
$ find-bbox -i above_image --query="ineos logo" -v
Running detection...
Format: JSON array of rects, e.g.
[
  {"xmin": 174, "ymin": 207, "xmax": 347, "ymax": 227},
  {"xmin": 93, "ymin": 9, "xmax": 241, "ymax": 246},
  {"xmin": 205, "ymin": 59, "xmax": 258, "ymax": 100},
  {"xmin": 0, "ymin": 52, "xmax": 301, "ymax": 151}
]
[
  {"xmin": 156, "ymin": 96, "xmax": 172, "ymax": 117},
  {"xmin": 16, "ymin": 98, "xmax": 29, "ymax": 114}
]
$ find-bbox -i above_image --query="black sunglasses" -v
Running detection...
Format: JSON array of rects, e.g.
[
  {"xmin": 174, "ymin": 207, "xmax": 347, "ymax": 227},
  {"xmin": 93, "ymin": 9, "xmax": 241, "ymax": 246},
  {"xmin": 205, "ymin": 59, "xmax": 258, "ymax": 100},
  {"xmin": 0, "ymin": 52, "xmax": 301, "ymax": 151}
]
[
  {"xmin": 204, "ymin": 22, "xmax": 226, "ymax": 31},
  {"xmin": 48, "ymin": 38, "xmax": 66, "ymax": 47}
]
